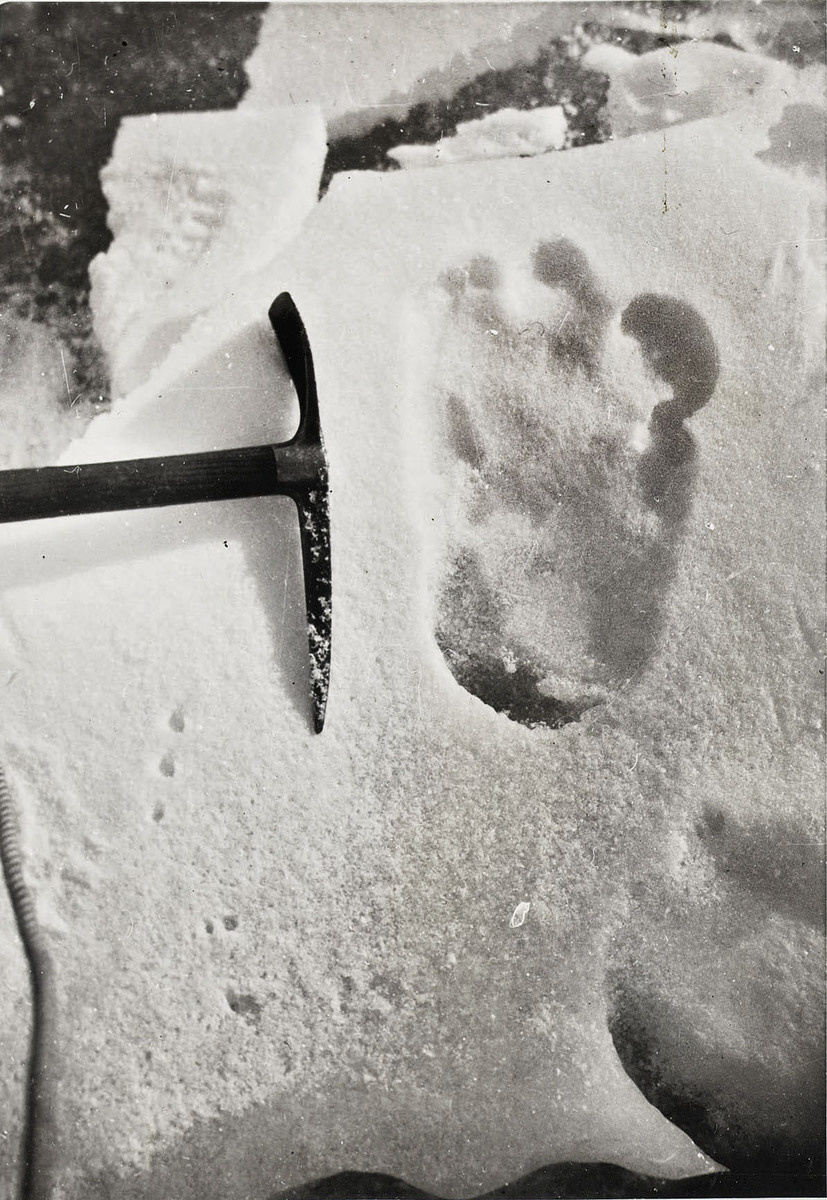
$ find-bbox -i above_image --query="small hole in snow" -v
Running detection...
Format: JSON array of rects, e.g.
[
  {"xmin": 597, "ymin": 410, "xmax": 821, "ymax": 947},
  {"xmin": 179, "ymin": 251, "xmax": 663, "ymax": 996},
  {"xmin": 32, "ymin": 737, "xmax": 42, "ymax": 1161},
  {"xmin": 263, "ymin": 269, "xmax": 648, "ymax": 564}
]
[
  {"xmin": 226, "ymin": 989, "xmax": 262, "ymax": 1026},
  {"xmin": 169, "ymin": 707, "xmax": 185, "ymax": 733},
  {"xmin": 703, "ymin": 806, "xmax": 726, "ymax": 836},
  {"xmin": 205, "ymin": 920, "xmax": 214, "ymax": 934},
  {"xmin": 159, "ymin": 752, "xmax": 175, "ymax": 777},
  {"xmin": 224, "ymin": 915, "xmax": 238, "ymax": 931},
  {"xmin": 152, "ymin": 803, "xmax": 165, "ymax": 822}
]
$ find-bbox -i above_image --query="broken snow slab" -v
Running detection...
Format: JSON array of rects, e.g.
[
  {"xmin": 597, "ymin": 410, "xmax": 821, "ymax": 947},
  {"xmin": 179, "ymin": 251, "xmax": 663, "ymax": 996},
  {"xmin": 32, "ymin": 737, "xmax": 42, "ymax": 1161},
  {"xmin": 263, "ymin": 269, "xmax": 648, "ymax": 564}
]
[
  {"xmin": 243, "ymin": 3, "xmax": 552, "ymax": 118},
  {"xmin": 388, "ymin": 106, "xmax": 570, "ymax": 170},
  {"xmin": 0, "ymin": 44, "xmax": 824, "ymax": 1200},
  {"xmin": 585, "ymin": 37, "xmax": 821, "ymax": 140},
  {"xmin": 89, "ymin": 108, "xmax": 326, "ymax": 400}
]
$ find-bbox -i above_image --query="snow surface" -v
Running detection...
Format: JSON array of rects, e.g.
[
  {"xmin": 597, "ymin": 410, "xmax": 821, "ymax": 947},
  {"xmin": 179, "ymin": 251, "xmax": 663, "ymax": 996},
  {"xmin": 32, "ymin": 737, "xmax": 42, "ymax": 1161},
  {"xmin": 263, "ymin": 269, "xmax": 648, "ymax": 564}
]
[{"xmin": 0, "ymin": 16, "xmax": 824, "ymax": 1200}]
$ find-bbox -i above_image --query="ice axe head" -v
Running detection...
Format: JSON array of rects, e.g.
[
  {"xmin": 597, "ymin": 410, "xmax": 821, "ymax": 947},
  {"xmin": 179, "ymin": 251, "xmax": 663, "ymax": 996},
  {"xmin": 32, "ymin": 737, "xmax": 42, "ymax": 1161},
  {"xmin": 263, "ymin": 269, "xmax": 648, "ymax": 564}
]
[{"xmin": 268, "ymin": 293, "xmax": 332, "ymax": 734}]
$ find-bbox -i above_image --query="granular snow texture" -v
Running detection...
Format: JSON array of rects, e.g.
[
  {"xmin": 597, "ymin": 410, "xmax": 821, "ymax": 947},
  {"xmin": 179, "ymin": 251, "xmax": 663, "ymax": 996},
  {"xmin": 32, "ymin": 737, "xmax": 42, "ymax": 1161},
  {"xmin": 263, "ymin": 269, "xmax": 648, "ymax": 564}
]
[{"xmin": 0, "ymin": 10, "xmax": 824, "ymax": 1200}]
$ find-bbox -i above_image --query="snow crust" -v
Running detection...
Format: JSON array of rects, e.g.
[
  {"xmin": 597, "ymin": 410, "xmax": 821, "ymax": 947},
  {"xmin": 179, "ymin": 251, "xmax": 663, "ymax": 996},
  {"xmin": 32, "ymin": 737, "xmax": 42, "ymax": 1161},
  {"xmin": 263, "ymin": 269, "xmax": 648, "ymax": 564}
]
[{"xmin": 0, "ymin": 17, "xmax": 824, "ymax": 1200}]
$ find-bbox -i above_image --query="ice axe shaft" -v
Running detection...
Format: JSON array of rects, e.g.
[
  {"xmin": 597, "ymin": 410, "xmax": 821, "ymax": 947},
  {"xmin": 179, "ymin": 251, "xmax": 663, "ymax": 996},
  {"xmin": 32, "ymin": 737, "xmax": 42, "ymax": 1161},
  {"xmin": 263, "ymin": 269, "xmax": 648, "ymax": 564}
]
[
  {"xmin": 0, "ymin": 293, "xmax": 331, "ymax": 734},
  {"xmin": 0, "ymin": 443, "xmax": 320, "ymax": 519}
]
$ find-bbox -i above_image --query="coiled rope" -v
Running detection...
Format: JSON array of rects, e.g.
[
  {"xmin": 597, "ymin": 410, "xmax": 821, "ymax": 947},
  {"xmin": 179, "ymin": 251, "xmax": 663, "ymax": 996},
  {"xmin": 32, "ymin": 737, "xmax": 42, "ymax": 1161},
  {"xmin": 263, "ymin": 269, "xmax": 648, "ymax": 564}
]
[{"xmin": 0, "ymin": 765, "xmax": 55, "ymax": 1200}]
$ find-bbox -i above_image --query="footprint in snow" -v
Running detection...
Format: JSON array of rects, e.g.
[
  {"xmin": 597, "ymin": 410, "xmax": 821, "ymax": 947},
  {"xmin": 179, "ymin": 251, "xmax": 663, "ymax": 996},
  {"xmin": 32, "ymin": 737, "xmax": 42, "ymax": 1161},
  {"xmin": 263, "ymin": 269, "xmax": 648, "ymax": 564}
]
[
  {"xmin": 430, "ymin": 241, "xmax": 718, "ymax": 727},
  {"xmin": 147, "ymin": 706, "xmax": 187, "ymax": 820}
]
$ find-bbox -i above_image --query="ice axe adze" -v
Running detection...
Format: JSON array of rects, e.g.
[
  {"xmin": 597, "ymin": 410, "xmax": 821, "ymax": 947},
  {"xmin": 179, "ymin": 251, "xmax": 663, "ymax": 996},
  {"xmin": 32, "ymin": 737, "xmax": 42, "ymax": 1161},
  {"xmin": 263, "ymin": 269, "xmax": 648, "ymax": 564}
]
[{"xmin": 0, "ymin": 293, "xmax": 331, "ymax": 733}]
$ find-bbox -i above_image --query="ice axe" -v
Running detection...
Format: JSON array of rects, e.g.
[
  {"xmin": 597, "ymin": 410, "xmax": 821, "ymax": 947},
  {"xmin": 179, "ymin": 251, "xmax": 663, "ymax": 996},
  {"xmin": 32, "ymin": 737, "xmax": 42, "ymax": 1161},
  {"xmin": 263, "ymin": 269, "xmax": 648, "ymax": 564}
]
[{"xmin": 0, "ymin": 293, "xmax": 331, "ymax": 733}]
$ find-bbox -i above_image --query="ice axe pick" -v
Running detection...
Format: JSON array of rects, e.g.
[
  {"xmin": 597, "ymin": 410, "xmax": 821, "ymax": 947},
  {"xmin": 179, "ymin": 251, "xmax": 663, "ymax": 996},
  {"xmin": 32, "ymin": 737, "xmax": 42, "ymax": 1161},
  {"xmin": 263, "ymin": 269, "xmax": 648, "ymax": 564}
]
[{"xmin": 0, "ymin": 293, "xmax": 331, "ymax": 733}]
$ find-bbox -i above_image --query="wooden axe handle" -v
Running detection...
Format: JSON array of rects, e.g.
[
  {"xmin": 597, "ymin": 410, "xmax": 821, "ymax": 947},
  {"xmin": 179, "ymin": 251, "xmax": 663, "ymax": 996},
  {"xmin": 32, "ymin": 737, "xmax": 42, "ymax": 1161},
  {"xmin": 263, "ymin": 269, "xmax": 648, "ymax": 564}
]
[{"xmin": 0, "ymin": 444, "xmax": 312, "ymax": 523}]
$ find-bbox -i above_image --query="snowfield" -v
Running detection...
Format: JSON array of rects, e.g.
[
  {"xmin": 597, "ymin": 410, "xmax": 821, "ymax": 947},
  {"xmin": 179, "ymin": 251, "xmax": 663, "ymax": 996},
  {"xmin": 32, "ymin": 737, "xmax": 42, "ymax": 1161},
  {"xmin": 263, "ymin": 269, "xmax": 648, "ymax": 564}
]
[{"xmin": 0, "ymin": 6, "xmax": 824, "ymax": 1199}]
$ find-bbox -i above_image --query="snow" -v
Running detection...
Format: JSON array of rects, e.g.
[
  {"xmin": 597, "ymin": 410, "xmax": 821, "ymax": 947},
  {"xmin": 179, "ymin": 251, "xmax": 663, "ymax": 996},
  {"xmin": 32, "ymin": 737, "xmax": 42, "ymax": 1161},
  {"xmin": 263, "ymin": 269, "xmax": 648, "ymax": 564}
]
[
  {"xmin": 0, "ymin": 14, "xmax": 824, "ymax": 1200},
  {"xmin": 243, "ymin": 4, "xmax": 563, "ymax": 118},
  {"xmin": 585, "ymin": 39, "xmax": 810, "ymax": 138},
  {"xmin": 90, "ymin": 108, "xmax": 326, "ymax": 398},
  {"xmin": 0, "ymin": 317, "xmax": 90, "ymax": 468},
  {"xmin": 388, "ymin": 106, "xmax": 569, "ymax": 169}
]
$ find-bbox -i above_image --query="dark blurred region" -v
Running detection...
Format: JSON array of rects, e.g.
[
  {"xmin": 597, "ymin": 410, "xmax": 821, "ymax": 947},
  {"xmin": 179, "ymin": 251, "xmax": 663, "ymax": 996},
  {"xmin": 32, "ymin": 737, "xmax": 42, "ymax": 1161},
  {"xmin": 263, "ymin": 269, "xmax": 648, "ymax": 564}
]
[{"xmin": 269, "ymin": 1159, "xmax": 827, "ymax": 1200}]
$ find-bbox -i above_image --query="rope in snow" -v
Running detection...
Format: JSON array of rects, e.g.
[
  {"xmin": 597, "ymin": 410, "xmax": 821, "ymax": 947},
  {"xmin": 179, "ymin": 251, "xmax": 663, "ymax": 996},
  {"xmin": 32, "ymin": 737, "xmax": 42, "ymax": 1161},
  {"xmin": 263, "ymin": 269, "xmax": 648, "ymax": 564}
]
[{"xmin": 0, "ymin": 765, "xmax": 55, "ymax": 1200}]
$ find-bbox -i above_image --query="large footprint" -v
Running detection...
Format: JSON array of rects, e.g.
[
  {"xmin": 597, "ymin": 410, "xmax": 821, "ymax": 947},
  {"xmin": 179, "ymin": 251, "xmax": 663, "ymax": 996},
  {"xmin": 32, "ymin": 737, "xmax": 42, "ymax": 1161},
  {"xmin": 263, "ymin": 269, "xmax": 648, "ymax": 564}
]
[{"xmin": 431, "ymin": 240, "xmax": 719, "ymax": 727}]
